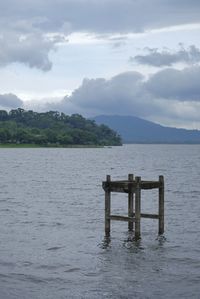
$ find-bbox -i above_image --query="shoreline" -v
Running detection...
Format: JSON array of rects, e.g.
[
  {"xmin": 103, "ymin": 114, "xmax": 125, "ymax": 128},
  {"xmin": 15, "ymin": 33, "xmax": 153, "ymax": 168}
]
[{"xmin": 0, "ymin": 144, "xmax": 105, "ymax": 148}]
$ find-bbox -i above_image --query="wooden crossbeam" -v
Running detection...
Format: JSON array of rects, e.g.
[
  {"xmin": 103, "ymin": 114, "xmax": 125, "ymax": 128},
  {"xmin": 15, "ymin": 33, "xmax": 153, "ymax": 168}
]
[{"xmin": 109, "ymin": 215, "xmax": 135, "ymax": 222}]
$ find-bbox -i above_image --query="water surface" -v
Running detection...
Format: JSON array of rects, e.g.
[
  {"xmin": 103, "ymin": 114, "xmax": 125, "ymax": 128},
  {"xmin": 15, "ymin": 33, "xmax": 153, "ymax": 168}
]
[{"xmin": 0, "ymin": 145, "xmax": 200, "ymax": 298}]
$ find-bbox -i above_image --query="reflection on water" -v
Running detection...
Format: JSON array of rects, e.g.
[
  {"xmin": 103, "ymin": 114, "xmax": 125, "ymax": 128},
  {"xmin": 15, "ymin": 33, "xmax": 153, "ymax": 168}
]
[
  {"xmin": 100, "ymin": 236, "xmax": 111, "ymax": 249},
  {"xmin": 0, "ymin": 145, "xmax": 200, "ymax": 298}
]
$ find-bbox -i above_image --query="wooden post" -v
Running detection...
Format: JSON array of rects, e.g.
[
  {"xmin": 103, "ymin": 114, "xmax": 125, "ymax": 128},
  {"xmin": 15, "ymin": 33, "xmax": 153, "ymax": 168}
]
[
  {"xmin": 128, "ymin": 174, "xmax": 134, "ymax": 231},
  {"xmin": 135, "ymin": 176, "xmax": 141, "ymax": 240},
  {"xmin": 105, "ymin": 175, "xmax": 111, "ymax": 237},
  {"xmin": 158, "ymin": 175, "xmax": 164, "ymax": 234}
]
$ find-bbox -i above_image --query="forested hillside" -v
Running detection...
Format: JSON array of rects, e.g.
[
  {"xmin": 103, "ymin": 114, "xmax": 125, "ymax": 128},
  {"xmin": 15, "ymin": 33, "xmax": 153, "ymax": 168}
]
[{"xmin": 0, "ymin": 109, "xmax": 121, "ymax": 146}]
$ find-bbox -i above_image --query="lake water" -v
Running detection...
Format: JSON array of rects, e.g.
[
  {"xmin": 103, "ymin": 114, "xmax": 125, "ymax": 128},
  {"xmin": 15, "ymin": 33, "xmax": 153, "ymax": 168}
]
[{"xmin": 0, "ymin": 144, "xmax": 200, "ymax": 298}]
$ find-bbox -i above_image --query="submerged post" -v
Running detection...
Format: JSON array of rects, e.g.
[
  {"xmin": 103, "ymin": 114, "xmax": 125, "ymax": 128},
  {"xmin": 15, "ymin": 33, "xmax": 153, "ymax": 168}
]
[
  {"xmin": 158, "ymin": 175, "xmax": 164, "ymax": 234},
  {"xmin": 105, "ymin": 175, "xmax": 111, "ymax": 237},
  {"xmin": 135, "ymin": 176, "xmax": 141, "ymax": 240},
  {"xmin": 128, "ymin": 174, "xmax": 134, "ymax": 231}
]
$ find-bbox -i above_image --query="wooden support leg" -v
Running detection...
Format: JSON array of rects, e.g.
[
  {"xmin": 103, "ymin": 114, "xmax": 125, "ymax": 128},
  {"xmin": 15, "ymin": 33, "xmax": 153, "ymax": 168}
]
[
  {"xmin": 128, "ymin": 174, "xmax": 134, "ymax": 231},
  {"xmin": 158, "ymin": 175, "xmax": 164, "ymax": 234},
  {"xmin": 135, "ymin": 176, "xmax": 141, "ymax": 240},
  {"xmin": 105, "ymin": 175, "xmax": 111, "ymax": 237}
]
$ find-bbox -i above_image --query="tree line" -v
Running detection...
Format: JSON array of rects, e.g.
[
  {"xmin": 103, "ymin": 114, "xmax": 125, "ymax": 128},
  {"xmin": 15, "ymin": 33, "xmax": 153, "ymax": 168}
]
[{"xmin": 0, "ymin": 108, "xmax": 122, "ymax": 146}]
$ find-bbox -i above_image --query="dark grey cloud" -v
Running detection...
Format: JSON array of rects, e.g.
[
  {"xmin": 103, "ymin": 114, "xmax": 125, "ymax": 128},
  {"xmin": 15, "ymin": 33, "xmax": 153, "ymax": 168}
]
[
  {"xmin": 1, "ymin": 0, "xmax": 200, "ymax": 34},
  {"xmin": 0, "ymin": 31, "xmax": 56, "ymax": 71},
  {"xmin": 0, "ymin": 0, "xmax": 200, "ymax": 70},
  {"xmin": 0, "ymin": 94, "xmax": 23, "ymax": 109},
  {"xmin": 130, "ymin": 45, "xmax": 200, "ymax": 67},
  {"xmin": 54, "ymin": 72, "xmax": 146, "ymax": 116},
  {"xmin": 146, "ymin": 66, "xmax": 200, "ymax": 101},
  {"xmin": 45, "ymin": 66, "xmax": 200, "ymax": 125}
]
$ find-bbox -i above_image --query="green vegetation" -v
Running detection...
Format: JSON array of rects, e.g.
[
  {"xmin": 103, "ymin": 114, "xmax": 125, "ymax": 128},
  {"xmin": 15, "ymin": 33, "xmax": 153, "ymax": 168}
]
[{"xmin": 0, "ymin": 109, "xmax": 122, "ymax": 146}]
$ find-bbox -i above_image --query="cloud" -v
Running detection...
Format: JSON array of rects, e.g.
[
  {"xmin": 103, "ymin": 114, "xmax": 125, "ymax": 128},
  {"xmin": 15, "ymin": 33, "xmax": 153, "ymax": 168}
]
[
  {"xmin": 0, "ymin": 93, "xmax": 23, "ymax": 109},
  {"xmin": 1, "ymin": 1, "xmax": 200, "ymax": 34},
  {"xmin": 0, "ymin": 1, "xmax": 200, "ymax": 70},
  {"xmin": 3, "ymin": 65, "xmax": 199, "ymax": 128},
  {"xmin": 146, "ymin": 66, "xmax": 200, "ymax": 101},
  {"xmin": 0, "ymin": 31, "xmax": 55, "ymax": 71},
  {"xmin": 0, "ymin": 16, "xmax": 67, "ymax": 71},
  {"xmin": 43, "ymin": 66, "xmax": 200, "ymax": 128},
  {"xmin": 47, "ymin": 72, "xmax": 146, "ymax": 116},
  {"xmin": 130, "ymin": 45, "xmax": 200, "ymax": 67}
]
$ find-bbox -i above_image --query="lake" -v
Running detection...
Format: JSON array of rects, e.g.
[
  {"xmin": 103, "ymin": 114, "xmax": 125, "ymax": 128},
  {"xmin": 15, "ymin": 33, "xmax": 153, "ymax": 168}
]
[{"xmin": 0, "ymin": 144, "xmax": 200, "ymax": 298}]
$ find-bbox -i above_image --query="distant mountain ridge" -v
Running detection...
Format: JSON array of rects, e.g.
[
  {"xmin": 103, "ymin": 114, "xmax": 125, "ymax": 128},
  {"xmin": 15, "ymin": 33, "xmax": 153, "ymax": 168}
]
[{"xmin": 94, "ymin": 115, "xmax": 200, "ymax": 144}]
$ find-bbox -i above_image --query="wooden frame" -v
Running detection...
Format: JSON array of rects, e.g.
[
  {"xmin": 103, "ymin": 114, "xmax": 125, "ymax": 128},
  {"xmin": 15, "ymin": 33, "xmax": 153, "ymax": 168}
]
[{"xmin": 103, "ymin": 174, "xmax": 164, "ymax": 240}]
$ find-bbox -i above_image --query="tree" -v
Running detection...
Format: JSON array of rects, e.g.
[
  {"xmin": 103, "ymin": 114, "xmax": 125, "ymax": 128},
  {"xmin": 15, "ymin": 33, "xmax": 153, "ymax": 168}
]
[
  {"xmin": 0, "ymin": 109, "xmax": 122, "ymax": 146},
  {"xmin": 0, "ymin": 128, "xmax": 11, "ymax": 143},
  {"xmin": 0, "ymin": 110, "xmax": 8, "ymax": 121}
]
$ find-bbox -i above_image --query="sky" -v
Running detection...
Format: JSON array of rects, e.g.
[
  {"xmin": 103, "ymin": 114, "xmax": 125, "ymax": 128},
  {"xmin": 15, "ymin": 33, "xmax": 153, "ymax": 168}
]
[{"xmin": 0, "ymin": 0, "xmax": 200, "ymax": 129}]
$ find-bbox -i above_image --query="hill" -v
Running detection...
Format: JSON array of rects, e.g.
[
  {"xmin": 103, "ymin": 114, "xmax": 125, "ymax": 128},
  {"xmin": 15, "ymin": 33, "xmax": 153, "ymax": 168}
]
[
  {"xmin": 94, "ymin": 115, "xmax": 200, "ymax": 144},
  {"xmin": 0, "ymin": 109, "xmax": 121, "ymax": 146}
]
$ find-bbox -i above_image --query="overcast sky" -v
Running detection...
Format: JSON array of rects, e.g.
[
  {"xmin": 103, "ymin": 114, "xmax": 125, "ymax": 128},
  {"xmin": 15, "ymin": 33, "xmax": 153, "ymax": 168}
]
[{"xmin": 0, "ymin": 0, "xmax": 200, "ymax": 129}]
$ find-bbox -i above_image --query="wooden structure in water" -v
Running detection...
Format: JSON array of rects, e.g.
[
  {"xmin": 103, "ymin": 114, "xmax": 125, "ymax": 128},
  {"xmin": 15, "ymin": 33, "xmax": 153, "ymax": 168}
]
[{"xmin": 102, "ymin": 174, "xmax": 164, "ymax": 240}]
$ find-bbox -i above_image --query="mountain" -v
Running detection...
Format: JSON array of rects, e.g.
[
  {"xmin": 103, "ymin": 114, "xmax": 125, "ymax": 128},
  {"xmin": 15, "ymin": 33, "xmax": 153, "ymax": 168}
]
[{"xmin": 94, "ymin": 115, "xmax": 200, "ymax": 144}]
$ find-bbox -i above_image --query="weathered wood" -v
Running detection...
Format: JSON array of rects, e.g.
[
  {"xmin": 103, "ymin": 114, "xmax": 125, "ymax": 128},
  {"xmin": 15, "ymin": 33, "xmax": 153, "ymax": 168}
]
[
  {"xmin": 159, "ymin": 175, "xmax": 164, "ymax": 234},
  {"xmin": 140, "ymin": 213, "xmax": 159, "ymax": 219},
  {"xmin": 109, "ymin": 185, "xmax": 130, "ymax": 193},
  {"xmin": 102, "ymin": 180, "xmax": 161, "ymax": 193},
  {"xmin": 128, "ymin": 174, "xmax": 134, "ymax": 231},
  {"xmin": 135, "ymin": 176, "xmax": 141, "ymax": 240},
  {"xmin": 110, "ymin": 215, "xmax": 135, "ymax": 222},
  {"xmin": 141, "ymin": 181, "xmax": 161, "ymax": 189},
  {"xmin": 105, "ymin": 175, "xmax": 111, "ymax": 237},
  {"xmin": 131, "ymin": 212, "xmax": 159, "ymax": 219},
  {"xmin": 103, "ymin": 174, "xmax": 165, "ymax": 239},
  {"xmin": 110, "ymin": 213, "xmax": 158, "ymax": 220}
]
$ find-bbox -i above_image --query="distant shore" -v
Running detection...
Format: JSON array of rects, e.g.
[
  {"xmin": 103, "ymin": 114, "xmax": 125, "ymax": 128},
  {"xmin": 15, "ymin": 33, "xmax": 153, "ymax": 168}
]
[{"xmin": 0, "ymin": 143, "xmax": 104, "ymax": 148}]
